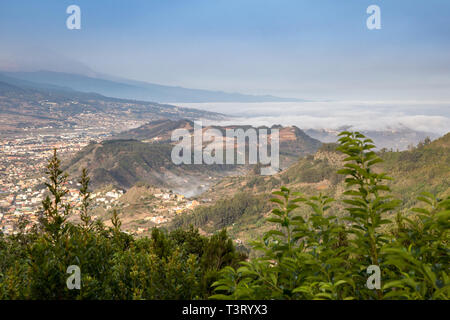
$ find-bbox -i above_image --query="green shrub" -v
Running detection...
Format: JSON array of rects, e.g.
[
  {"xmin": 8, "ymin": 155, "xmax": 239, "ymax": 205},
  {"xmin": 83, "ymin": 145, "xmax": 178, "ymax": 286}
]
[{"xmin": 211, "ymin": 132, "xmax": 449, "ymax": 300}]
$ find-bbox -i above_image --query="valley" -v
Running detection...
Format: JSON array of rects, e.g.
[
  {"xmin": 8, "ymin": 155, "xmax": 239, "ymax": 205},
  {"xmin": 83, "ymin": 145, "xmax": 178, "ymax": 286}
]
[{"xmin": 0, "ymin": 73, "xmax": 448, "ymax": 250}]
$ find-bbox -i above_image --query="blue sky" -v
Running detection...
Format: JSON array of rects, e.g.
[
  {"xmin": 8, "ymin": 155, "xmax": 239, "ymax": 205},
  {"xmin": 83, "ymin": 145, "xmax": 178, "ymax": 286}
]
[{"xmin": 1, "ymin": 0, "xmax": 450, "ymax": 100}]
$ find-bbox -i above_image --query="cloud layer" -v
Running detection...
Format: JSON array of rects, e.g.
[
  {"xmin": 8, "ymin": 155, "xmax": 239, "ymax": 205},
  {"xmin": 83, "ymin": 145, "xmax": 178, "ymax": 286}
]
[{"xmin": 179, "ymin": 101, "xmax": 450, "ymax": 135}]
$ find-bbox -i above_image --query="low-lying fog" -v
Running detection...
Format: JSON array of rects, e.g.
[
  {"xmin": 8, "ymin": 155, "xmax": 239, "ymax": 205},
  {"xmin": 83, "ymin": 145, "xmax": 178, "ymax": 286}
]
[{"xmin": 177, "ymin": 101, "xmax": 450, "ymax": 136}]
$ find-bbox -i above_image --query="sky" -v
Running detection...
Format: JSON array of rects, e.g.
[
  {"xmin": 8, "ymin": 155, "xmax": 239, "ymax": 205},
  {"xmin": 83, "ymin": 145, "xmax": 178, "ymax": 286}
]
[{"xmin": 1, "ymin": 0, "xmax": 450, "ymax": 101}]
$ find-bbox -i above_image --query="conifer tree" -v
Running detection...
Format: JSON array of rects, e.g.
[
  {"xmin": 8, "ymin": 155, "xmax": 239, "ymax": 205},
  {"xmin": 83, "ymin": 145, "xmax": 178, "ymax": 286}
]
[
  {"xmin": 40, "ymin": 149, "xmax": 71, "ymax": 241},
  {"xmin": 79, "ymin": 168, "xmax": 92, "ymax": 229}
]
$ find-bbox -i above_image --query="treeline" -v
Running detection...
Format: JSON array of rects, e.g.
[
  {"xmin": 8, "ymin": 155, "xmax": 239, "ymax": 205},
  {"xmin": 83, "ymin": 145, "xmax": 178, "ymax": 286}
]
[{"xmin": 171, "ymin": 193, "xmax": 271, "ymax": 232}]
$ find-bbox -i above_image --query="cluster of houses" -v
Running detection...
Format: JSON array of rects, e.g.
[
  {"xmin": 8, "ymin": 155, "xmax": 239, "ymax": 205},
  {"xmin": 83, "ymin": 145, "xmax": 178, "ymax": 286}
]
[
  {"xmin": 0, "ymin": 133, "xmax": 96, "ymax": 235},
  {"xmin": 0, "ymin": 183, "xmax": 126, "ymax": 235},
  {"xmin": 153, "ymin": 192, "xmax": 200, "ymax": 215}
]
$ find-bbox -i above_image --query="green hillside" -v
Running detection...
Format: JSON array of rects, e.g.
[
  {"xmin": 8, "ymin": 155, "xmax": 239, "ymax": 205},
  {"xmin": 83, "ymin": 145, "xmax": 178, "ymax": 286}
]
[
  {"xmin": 65, "ymin": 139, "xmax": 239, "ymax": 190},
  {"xmin": 171, "ymin": 133, "xmax": 450, "ymax": 245}
]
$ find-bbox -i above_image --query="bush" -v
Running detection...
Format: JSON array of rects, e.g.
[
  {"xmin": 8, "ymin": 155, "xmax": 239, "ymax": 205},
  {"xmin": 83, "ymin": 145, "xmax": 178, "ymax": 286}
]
[{"xmin": 211, "ymin": 132, "xmax": 449, "ymax": 300}]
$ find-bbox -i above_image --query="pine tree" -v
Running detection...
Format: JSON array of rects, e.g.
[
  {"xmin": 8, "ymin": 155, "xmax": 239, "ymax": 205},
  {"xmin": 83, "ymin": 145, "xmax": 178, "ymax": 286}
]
[
  {"xmin": 79, "ymin": 168, "xmax": 92, "ymax": 229},
  {"xmin": 40, "ymin": 149, "xmax": 71, "ymax": 241}
]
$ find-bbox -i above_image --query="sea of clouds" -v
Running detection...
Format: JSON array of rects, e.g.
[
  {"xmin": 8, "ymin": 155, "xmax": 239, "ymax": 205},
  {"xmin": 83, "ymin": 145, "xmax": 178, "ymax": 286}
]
[{"xmin": 177, "ymin": 101, "xmax": 450, "ymax": 135}]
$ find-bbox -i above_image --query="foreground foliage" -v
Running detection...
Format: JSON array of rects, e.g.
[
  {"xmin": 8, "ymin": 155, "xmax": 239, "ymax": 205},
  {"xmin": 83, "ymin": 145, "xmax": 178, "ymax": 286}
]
[
  {"xmin": 0, "ymin": 151, "xmax": 244, "ymax": 299},
  {"xmin": 211, "ymin": 132, "xmax": 449, "ymax": 300}
]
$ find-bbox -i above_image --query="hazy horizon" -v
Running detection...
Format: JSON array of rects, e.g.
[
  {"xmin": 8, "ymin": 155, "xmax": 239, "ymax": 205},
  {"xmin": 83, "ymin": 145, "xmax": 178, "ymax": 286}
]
[{"xmin": 1, "ymin": 0, "xmax": 450, "ymax": 101}]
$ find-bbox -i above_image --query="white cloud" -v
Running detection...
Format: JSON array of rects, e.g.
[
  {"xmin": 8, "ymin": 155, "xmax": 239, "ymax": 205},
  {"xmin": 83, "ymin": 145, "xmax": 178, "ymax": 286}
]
[{"xmin": 178, "ymin": 101, "xmax": 450, "ymax": 135}]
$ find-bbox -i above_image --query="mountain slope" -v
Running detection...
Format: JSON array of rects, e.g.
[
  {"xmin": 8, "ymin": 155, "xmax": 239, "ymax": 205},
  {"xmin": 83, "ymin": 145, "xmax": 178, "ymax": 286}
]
[
  {"xmin": 0, "ymin": 75, "xmax": 223, "ymax": 134},
  {"xmin": 113, "ymin": 119, "xmax": 194, "ymax": 142},
  {"xmin": 64, "ymin": 139, "xmax": 243, "ymax": 195},
  {"xmin": 4, "ymin": 71, "xmax": 302, "ymax": 103},
  {"xmin": 64, "ymin": 121, "xmax": 322, "ymax": 194},
  {"xmin": 170, "ymin": 133, "xmax": 450, "ymax": 244},
  {"xmin": 114, "ymin": 119, "xmax": 322, "ymax": 166}
]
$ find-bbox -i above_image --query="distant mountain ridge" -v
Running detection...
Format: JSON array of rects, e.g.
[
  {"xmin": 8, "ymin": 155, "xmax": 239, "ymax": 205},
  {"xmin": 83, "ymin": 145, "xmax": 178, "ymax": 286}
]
[
  {"xmin": 0, "ymin": 74, "xmax": 223, "ymax": 134},
  {"xmin": 3, "ymin": 70, "xmax": 303, "ymax": 103},
  {"xmin": 114, "ymin": 119, "xmax": 322, "ymax": 165},
  {"xmin": 115, "ymin": 119, "xmax": 320, "ymax": 146},
  {"xmin": 306, "ymin": 127, "xmax": 439, "ymax": 151}
]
